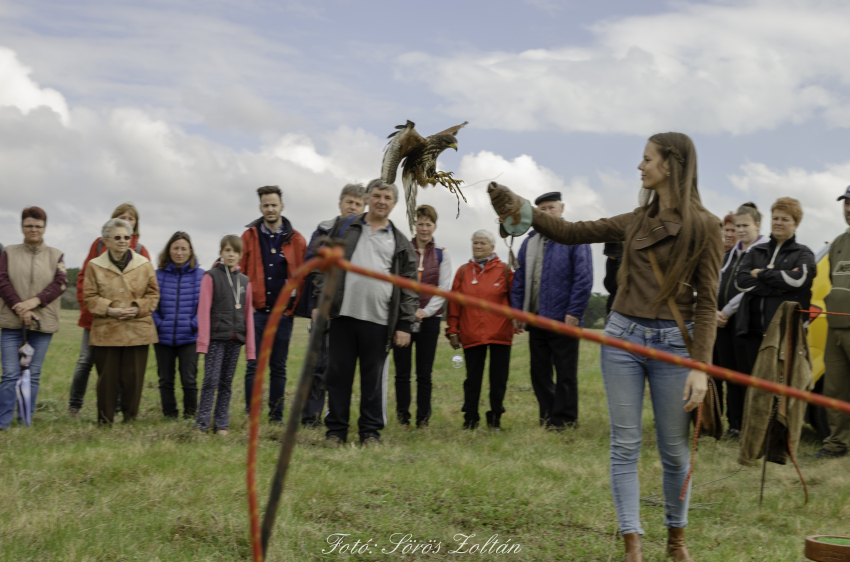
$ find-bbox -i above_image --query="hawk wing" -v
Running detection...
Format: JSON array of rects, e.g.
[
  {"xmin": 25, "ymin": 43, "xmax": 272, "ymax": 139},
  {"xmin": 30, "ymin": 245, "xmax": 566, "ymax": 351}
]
[
  {"xmin": 381, "ymin": 120, "xmax": 427, "ymax": 185},
  {"xmin": 432, "ymin": 121, "xmax": 469, "ymax": 138}
]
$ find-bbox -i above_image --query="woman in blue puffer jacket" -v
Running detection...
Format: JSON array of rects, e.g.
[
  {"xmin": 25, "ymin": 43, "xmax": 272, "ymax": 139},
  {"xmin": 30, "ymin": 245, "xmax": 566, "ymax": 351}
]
[{"xmin": 152, "ymin": 232, "xmax": 204, "ymax": 419}]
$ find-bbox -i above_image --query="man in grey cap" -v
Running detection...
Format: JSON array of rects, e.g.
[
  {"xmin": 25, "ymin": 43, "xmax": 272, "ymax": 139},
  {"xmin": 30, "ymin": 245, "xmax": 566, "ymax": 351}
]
[
  {"xmin": 510, "ymin": 191, "xmax": 593, "ymax": 429},
  {"xmin": 814, "ymin": 185, "xmax": 850, "ymax": 459}
]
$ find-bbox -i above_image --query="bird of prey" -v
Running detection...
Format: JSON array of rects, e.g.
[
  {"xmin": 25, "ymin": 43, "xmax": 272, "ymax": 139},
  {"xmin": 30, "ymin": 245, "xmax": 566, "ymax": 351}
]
[{"xmin": 381, "ymin": 120, "xmax": 469, "ymax": 234}]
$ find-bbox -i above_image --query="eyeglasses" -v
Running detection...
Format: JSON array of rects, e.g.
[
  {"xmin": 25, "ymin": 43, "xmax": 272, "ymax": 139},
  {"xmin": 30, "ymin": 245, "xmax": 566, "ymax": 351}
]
[{"xmin": 113, "ymin": 235, "xmax": 132, "ymax": 241}]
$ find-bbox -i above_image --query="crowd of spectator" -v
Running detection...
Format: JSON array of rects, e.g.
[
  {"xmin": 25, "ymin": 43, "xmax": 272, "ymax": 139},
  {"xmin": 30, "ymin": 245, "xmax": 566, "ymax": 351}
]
[{"xmin": 2, "ymin": 131, "xmax": 850, "ymax": 562}]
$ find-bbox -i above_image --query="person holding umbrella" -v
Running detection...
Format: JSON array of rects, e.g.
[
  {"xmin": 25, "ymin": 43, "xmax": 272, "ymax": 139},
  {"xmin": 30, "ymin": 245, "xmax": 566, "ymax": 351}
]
[
  {"xmin": 16, "ymin": 326, "xmax": 36, "ymax": 426},
  {"xmin": 0, "ymin": 207, "xmax": 68, "ymax": 429}
]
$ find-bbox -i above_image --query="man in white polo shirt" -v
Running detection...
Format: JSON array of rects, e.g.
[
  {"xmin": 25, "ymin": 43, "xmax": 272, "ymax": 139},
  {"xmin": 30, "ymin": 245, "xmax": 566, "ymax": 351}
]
[{"xmin": 313, "ymin": 179, "xmax": 418, "ymax": 446}]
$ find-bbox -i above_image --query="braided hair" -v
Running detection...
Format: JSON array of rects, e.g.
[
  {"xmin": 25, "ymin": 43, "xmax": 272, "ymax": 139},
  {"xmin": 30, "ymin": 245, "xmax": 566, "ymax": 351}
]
[{"xmin": 618, "ymin": 132, "xmax": 717, "ymax": 307}]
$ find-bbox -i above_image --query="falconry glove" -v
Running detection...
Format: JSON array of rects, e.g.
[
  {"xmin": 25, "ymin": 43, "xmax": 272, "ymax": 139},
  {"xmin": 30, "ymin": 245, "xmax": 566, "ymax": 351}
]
[{"xmin": 488, "ymin": 182, "xmax": 532, "ymax": 238}]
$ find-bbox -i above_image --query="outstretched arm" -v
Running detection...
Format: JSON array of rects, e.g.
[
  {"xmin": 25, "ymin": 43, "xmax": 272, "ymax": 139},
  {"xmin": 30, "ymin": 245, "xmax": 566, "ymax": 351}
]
[{"xmin": 488, "ymin": 181, "xmax": 632, "ymax": 245}]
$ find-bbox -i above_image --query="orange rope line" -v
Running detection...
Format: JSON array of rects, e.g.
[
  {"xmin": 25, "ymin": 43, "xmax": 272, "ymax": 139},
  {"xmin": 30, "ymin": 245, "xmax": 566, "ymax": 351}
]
[
  {"xmin": 246, "ymin": 248, "xmax": 850, "ymax": 560},
  {"xmin": 799, "ymin": 309, "xmax": 850, "ymax": 317},
  {"xmin": 327, "ymin": 248, "xmax": 850, "ymax": 416},
  {"xmin": 247, "ymin": 252, "xmax": 341, "ymax": 562}
]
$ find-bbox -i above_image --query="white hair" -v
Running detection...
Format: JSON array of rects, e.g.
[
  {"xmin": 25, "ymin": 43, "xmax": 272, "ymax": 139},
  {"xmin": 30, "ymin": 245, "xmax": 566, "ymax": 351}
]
[
  {"xmin": 471, "ymin": 229, "xmax": 496, "ymax": 246},
  {"xmin": 102, "ymin": 218, "xmax": 132, "ymax": 240}
]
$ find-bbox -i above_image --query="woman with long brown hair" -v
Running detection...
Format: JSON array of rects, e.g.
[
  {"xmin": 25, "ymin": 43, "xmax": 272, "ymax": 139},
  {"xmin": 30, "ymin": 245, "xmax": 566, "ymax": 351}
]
[{"xmin": 488, "ymin": 132, "xmax": 722, "ymax": 562}]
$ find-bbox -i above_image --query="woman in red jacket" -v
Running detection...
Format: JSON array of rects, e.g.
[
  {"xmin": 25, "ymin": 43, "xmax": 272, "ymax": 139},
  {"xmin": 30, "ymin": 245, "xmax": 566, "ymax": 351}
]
[
  {"xmin": 447, "ymin": 230, "xmax": 514, "ymax": 431},
  {"xmin": 68, "ymin": 202, "xmax": 151, "ymax": 416}
]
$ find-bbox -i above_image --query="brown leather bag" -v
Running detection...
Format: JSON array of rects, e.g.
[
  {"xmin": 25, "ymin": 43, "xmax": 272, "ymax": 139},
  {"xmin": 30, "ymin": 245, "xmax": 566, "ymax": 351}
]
[{"xmin": 648, "ymin": 249, "xmax": 723, "ymax": 440}]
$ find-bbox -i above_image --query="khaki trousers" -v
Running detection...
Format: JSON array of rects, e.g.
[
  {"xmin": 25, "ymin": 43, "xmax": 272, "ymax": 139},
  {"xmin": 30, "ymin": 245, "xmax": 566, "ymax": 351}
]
[
  {"xmin": 93, "ymin": 345, "xmax": 149, "ymax": 424},
  {"xmin": 823, "ymin": 328, "xmax": 850, "ymax": 452}
]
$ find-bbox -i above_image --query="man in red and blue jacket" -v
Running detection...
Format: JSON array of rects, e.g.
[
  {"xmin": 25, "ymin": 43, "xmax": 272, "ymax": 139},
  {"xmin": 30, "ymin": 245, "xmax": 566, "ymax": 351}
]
[
  {"xmin": 511, "ymin": 191, "xmax": 593, "ymax": 429},
  {"xmin": 240, "ymin": 185, "xmax": 306, "ymax": 422}
]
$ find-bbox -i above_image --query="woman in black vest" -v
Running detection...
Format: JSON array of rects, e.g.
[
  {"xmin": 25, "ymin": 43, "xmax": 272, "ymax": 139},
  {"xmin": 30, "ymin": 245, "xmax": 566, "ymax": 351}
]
[
  {"xmin": 393, "ymin": 205, "xmax": 453, "ymax": 428},
  {"xmin": 195, "ymin": 235, "xmax": 256, "ymax": 434}
]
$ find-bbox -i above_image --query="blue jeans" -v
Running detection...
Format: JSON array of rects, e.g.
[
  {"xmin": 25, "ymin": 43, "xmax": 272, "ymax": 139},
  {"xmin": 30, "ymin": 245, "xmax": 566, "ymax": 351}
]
[
  {"xmin": 600, "ymin": 312, "xmax": 694, "ymax": 535},
  {"xmin": 244, "ymin": 311, "xmax": 293, "ymax": 421},
  {"xmin": 0, "ymin": 329, "xmax": 53, "ymax": 429}
]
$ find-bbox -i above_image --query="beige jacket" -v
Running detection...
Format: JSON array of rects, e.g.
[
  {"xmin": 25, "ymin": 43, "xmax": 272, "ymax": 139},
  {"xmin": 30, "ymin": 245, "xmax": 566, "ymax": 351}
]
[
  {"xmin": 0, "ymin": 242, "xmax": 66, "ymax": 333},
  {"xmin": 83, "ymin": 250, "xmax": 160, "ymax": 347},
  {"xmin": 739, "ymin": 301, "xmax": 813, "ymax": 467}
]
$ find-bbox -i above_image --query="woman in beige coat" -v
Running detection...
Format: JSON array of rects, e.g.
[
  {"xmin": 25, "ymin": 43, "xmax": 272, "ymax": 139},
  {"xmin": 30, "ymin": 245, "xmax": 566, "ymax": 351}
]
[{"xmin": 83, "ymin": 218, "xmax": 159, "ymax": 423}]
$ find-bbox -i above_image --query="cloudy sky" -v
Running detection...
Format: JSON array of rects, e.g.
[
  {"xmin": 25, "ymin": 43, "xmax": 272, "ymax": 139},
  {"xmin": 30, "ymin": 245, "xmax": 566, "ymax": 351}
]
[{"xmin": 2, "ymin": 0, "xmax": 849, "ymax": 294}]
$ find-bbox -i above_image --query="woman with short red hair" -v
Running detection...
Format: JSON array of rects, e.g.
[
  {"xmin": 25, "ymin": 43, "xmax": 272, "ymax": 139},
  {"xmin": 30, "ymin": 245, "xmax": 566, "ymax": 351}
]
[
  {"xmin": 736, "ymin": 197, "xmax": 815, "ymax": 374},
  {"xmin": 0, "ymin": 207, "xmax": 67, "ymax": 429}
]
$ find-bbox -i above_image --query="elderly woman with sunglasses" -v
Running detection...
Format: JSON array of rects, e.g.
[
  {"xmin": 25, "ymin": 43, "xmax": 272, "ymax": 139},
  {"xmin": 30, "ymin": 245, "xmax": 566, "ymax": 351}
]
[{"xmin": 83, "ymin": 218, "xmax": 160, "ymax": 424}]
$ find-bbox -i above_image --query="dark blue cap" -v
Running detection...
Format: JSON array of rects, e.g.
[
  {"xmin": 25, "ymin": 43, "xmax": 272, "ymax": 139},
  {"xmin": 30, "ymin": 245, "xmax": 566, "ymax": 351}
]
[
  {"xmin": 535, "ymin": 191, "xmax": 562, "ymax": 205},
  {"xmin": 839, "ymin": 185, "xmax": 850, "ymax": 201}
]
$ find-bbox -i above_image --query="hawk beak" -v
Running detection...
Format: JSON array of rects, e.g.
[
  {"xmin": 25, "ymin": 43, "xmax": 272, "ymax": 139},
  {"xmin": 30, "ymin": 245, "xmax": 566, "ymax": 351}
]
[{"xmin": 450, "ymin": 143, "xmax": 458, "ymax": 151}]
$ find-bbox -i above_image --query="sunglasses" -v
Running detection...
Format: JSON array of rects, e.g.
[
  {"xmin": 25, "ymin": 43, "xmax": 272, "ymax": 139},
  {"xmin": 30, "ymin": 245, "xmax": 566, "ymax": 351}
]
[{"xmin": 113, "ymin": 235, "xmax": 132, "ymax": 241}]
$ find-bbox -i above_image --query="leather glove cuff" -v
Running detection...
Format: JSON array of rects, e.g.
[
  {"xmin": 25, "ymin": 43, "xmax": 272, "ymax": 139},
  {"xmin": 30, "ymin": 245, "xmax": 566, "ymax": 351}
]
[{"xmin": 488, "ymin": 182, "xmax": 532, "ymax": 237}]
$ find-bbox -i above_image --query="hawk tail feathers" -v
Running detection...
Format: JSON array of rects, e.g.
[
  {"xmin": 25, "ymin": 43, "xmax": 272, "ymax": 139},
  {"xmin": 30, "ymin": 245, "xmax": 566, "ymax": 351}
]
[{"xmin": 404, "ymin": 172, "xmax": 417, "ymax": 235}]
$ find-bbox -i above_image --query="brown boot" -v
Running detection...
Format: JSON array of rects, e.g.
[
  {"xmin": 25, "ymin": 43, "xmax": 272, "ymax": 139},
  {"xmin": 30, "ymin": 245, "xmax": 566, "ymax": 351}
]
[
  {"xmin": 623, "ymin": 533, "xmax": 644, "ymax": 562},
  {"xmin": 667, "ymin": 527, "xmax": 694, "ymax": 561}
]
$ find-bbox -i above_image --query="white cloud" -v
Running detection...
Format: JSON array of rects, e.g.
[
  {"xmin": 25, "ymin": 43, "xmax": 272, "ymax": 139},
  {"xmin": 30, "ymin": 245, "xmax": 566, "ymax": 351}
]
[
  {"xmin": 0, "ymin": 46, "xmax": 69, "ymax": 124},
  {"xmin": 395, "ymin": 0, "xmax": 850, "ymax": 135},
  {"xmin": 412, "ymin": 150, "xmax": 612, "ymax": 293},
  {"xmin": 0, "ymin": 46, "xmax": 614, "ymax": 293},
  {"xmin": 0, "ymin": 3, "xmax": 390, "ymax": 131}
]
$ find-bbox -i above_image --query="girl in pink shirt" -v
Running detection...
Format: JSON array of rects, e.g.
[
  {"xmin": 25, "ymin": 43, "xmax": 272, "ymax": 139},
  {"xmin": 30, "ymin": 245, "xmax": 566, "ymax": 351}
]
[{"xmin": 195, "ymin": 235, "xmax": 256, "ymax": 434}]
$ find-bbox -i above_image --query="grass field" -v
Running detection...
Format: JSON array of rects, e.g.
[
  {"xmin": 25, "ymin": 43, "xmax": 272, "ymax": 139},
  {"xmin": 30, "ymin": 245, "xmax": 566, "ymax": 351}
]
[{"xmin": 2, "ymin": 310, "xmax": 850, "ymax": 561}]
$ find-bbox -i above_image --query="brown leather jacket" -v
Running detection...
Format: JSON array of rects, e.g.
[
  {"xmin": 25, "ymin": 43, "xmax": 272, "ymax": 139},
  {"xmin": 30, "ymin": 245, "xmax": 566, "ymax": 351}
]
[{"xmin": 530, "ymin": 206, "xmax": 723, "ymax": 363}]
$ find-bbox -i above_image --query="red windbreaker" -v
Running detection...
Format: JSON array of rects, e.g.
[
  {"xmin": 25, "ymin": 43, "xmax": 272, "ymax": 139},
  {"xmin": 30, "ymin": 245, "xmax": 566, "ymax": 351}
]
[
  {"xmin": 446, "ymin": 255, "xmax": 514, "ymax": 348},
  {"xmin": 240, "ymin": 220, "xmax": 307, "ymax": 312}
]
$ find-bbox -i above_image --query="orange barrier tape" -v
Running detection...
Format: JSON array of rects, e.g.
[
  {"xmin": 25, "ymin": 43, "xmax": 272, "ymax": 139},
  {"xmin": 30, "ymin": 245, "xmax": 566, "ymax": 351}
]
[
  {"xmin": 328, "ymin": 248, "xmax": 850, "ymax": 417},
  {"xmin": 800, "ymin": 308, "xmax": 850, "ymax": 317},
  {"xmin": 247, "ymin": 251, "xmax": 342, "ymax": 562},
  {"xmin": 247, "ymin": 247, "xmax": 850, "ymax": 561}
]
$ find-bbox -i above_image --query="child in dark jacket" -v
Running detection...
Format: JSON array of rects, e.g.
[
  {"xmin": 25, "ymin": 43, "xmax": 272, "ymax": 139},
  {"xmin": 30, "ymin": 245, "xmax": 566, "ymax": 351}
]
[{"xmin": 196, "ymin": 235, "xmax": 256, "ymax": 434}]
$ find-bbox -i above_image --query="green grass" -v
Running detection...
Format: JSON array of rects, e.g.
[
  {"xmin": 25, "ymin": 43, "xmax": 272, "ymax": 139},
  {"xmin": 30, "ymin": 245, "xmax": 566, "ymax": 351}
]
[
  {"xmin": 2, "ymin": 310, "xmax": 850, "ymax": 561},
  {"xmin": 818, "ymin": 537, "xmax": 850, "ymax": 545}
]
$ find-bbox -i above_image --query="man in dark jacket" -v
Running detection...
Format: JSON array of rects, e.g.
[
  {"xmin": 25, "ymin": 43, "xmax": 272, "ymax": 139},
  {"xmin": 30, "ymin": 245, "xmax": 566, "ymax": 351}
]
[
  {"xmin": 313, "ymin": 179, "xmax": 418, "ymax": 445},
  {"xmin": 814, "ymin": 186, "xmax": 850, "ymax": 459},
  {"xmin": 511, "ymin": 192, "xmax": 593, "ymax": 429},
  {"xmin": 299, "ymin": 183, "xmax": 365, "ymax": 427},
  {"xmin": 240, "ymin": 185, "xmax": 307, "ymax": 423}
]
